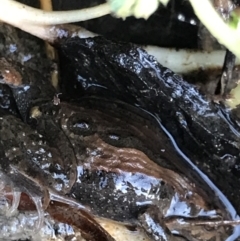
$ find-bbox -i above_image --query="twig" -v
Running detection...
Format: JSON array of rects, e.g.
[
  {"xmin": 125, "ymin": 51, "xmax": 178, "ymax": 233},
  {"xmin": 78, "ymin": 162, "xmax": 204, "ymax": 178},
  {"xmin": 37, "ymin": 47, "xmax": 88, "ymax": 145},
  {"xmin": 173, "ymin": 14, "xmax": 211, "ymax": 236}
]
[
  {"xmin": 39, "ymin": 0, "xmax": 56, "ymax": 60},
  {"xmin": 39, "ymin": 0, "xmax": 53, "ymax": 12}
]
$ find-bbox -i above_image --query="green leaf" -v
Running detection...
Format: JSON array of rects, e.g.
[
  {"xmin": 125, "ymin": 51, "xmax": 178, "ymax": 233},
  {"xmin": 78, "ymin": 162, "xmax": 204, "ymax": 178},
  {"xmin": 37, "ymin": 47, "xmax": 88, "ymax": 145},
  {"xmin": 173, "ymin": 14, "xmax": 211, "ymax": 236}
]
[
  {"xmin": 107, "ymin": 0, "xmax": 160, "ymax": 19},
  {"xmin": 229, "ymin": 12, "xmax": 240, "ymax": 29}
]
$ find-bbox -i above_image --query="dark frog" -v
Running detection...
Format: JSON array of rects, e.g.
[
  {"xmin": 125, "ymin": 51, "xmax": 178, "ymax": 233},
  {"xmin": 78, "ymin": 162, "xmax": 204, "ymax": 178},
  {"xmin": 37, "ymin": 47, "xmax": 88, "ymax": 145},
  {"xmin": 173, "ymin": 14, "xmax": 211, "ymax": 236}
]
[
  {"xmin": 31, "ymin": 97, "xmax": 236, "ymax": 241},
  {"xmin": 0, "ymin": 55, "xmax": 237, "ymax": 241},
  {"xmin": 0, "ymin": 96, "xmax": 232, "ymax": 241}
]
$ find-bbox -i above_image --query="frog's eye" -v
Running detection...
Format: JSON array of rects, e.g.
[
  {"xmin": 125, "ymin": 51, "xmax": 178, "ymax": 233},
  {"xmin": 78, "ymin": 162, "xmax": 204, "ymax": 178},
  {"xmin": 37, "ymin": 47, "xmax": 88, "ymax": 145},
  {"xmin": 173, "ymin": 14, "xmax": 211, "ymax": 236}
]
[
  {"xmin": 67, "ymin": 116, "xmax": 96, "ymax": 136},
  {"xmin": 71, "ymin": 120, "xmax": 91, "ymax": 133},
  {"xmin": 108, "ymin": 133, "xmax": 121, "ymax": 141},
  {"xmin": 73, "ymin": 121, "xmax": 90, "ymax": 130}
]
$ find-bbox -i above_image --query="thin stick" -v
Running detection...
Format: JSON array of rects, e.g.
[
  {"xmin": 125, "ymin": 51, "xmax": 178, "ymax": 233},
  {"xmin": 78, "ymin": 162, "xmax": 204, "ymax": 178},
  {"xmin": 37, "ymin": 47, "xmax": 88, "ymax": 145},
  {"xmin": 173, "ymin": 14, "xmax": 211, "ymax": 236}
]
[
  {"xmin": 0, "ymin": 0, "xmax": 111, "ymax": 25},
  {"xmin": 39, "ymin": 0, "xmax": 53, "ymax": 12},
  {"xmin": 39, "ymin": 0, "xmax": 56, "ymax": 60}
]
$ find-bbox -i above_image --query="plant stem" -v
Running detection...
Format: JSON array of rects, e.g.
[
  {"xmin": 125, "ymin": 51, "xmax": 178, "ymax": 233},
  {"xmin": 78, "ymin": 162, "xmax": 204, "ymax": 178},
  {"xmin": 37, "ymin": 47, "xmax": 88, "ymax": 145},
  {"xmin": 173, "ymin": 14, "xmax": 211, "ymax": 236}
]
[{"xmin": 189, "ymin": 0, "xmax": 240, "ymax": 59}]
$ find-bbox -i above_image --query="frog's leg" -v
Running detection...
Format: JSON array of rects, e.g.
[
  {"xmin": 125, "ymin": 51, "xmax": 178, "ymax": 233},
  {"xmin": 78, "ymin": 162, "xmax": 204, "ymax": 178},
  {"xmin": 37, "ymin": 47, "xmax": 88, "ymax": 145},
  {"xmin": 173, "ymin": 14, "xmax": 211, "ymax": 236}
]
[
  {"xmin": 0, "ymin": 178, "xmax": 46, "ymax": 235},
  {"xmin": 0, "ymin": 172, "xmax": 21, "ymax": 217},
  {"xmin": 1, "ymin": 165, "xmax": 49, "ymax": 231},
  {"xmin": 47, "ymin": 200, "xmax": 116, "ymax": 241},
  {"xmin": 5, "ymin": 188, "xmax": 21, "ymax": 217},
  {"xmin": 138, "ymin": 206, "xmax": 184, "ymax": 241}
]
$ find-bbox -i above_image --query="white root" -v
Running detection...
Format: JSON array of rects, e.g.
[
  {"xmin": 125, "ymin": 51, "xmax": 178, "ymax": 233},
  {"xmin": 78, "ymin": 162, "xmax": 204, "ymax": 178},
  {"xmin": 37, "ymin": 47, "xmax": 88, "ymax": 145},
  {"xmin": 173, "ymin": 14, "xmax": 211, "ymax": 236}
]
[
  {"xmin": 1, "ymin": 0, "xmax": 240, "ymax": 74},
  {"xmin": 1, "ymin": 0, "xmax": 240, "ymax": 63},
  {"xmin": 144, "ymin": 45, "xmax": 240, "ymax": 73},
  {"xmin": 0, "ymin": 0, "xmax": 104, "ymax": 42},
  {"xmin": 1, "ymin": 0, "xmax": 240, "ymax": 60},
  {"xmin": 0, "ymin": 0, "xmax": 111, "ymax": 26}
]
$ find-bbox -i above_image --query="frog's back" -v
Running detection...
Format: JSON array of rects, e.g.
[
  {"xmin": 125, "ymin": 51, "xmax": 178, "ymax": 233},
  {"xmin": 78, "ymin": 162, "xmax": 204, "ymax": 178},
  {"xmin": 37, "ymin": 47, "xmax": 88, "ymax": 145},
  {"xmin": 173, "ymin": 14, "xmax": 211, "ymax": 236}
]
[
  {"xmin": 54, "ymin": 98, "xmax": 215, "ymax": 223},
  {"xmin": 70, "ymin": 169, "xmax": 174, "ymax": 223}
]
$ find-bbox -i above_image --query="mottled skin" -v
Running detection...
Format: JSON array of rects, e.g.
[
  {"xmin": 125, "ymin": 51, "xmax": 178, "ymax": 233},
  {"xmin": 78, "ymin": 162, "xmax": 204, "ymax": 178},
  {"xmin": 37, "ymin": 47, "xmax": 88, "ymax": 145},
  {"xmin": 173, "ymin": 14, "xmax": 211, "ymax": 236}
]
[
  {"xmin": 0, "ymin": 90, "xmax": 232, "ymax": 240},
  {"xmin": 0, "ymin": 56, "xmax": 236, "ymax": 241},
  {"xmin": 4, "ymin": 95, "xmax": 232, "ymax": 241},
  {"xmin": 0, "ymin": 110, "xmax": 115, "ymax": 241},
  {"xmin": 57, "ymin": 36, "xmax": 240, "ymax": 220}
]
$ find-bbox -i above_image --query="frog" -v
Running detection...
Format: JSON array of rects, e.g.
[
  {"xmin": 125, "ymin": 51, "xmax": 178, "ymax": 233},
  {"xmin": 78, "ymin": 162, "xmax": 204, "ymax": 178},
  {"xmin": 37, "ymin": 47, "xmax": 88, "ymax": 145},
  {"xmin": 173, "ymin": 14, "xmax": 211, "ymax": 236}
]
[
  {"xmin": 1, "ymin": 95, "xmax": 236, "ymax": 241},
  {"xmin": 0, "ymin": 56, "xmax": 237, "ymax": 241},
  {"xmin": 56, "ymin": 35, "xmax": 240, "ymax": 219},
  {"xmin": 0, "ymin": 57, "xmax": 116, "ymax": 241}
]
